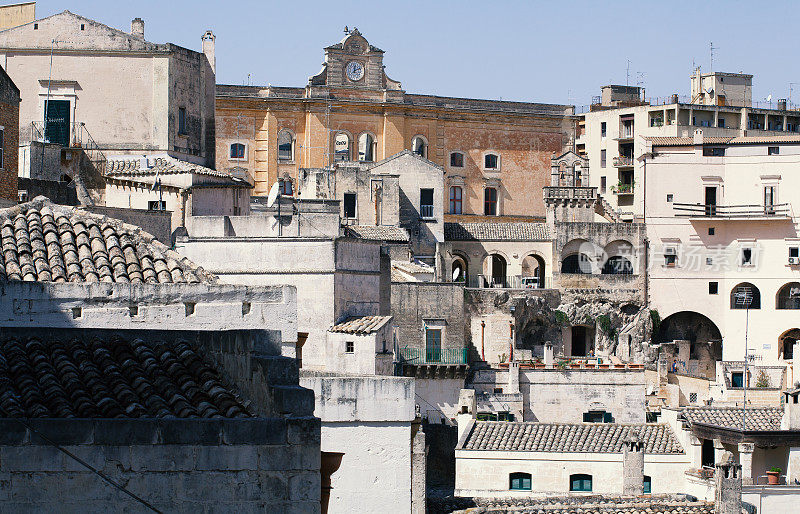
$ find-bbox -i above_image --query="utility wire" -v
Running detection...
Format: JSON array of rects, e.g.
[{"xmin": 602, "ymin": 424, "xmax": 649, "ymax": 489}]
[{"xmin": 14, "ymin": 418, "xmax": 162, "ymax": 513}]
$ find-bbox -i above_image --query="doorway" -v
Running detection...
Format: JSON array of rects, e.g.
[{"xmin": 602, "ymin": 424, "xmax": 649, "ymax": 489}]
[
  {"xmin": 571, "ymin": 326, "xmax": 592, "ymax": 357},
  {"xmin": 45, "ymin": 99, "xmax": 70, "ymax": 146},
  {"xmin": 490, "ymin": 254, "xmax": 507, "ymax": 288},
  {"xmin": 704, "ymin": 186, "xmax": 717, "ymax": 216}
]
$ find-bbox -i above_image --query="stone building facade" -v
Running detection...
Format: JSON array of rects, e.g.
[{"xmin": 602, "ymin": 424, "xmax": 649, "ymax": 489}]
[
  {"xmin": 215, "ymin": 28, "xmax": 576, "ymax": 218},
  {"xmin": 0, "ymin": 64, "xmax": 19, "ymax": 203}
]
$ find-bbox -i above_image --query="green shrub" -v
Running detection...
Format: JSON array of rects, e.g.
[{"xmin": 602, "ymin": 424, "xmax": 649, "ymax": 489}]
[
  {"xmin": 554, "ymin": 310, "xmax": 569, "ymax": 325},
  {"xmin": 650, "ymin": 309, "xmax": 661, "ymax": 333},
  {"xmin": 756, "ymin": 369, "xmax": 771, "ymax": 388}
]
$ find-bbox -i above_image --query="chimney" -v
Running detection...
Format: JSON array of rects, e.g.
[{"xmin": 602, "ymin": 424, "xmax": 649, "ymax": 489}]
[
  {"xmin": 622, "ymin": 430, "xmax": 645, "ymax": 495},
  {"xmin": 693, "ymin": 129, "xmax": 704, "ymax": 146},
  {"xmin": 778, "ymin": 99, "xmax": 787, "ymax": 111},
  {"xmin": 507, "ymin": 361, "xmax": 520, "ymax": 394},
  {"xmin": 544, "ymin": 342, "xmax": 554, "ymax": 367},
  {"xmin": 714, "ymin": 451, "xmax": 742, "ymax": 514},
  {"xmin": 456, "ymin": 389, "xmax": 476, "ymax": 441},
  {"xmin": 131, "ymin": 18, "xmax": 144, "ymax": 39},
  {"xmin": 202, "ymin": 30, "xmax": 216, "ymax": 75}
]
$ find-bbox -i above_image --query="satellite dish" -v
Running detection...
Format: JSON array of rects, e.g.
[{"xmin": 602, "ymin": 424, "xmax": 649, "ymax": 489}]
[
  {"xmin": 452, "ymin": 268, "xmax": 460, "ymax": 281},
  {"xmin": 767, "ymin": 94, "xmax": 773, "ymax": 102},
  {"xmin": 266, "ymin": 182, "xmax": 280, "ymax": 208}
]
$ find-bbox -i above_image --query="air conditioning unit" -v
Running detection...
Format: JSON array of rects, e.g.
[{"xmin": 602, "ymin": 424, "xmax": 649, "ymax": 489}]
[{"xmin": 789, "ymin": 257, "xmax": 800, "ymax": 265}]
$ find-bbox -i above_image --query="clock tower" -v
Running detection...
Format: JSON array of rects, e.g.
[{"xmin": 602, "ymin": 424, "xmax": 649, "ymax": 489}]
[{"xmin": 308, "ymin": 28, "xmax": 401, "ymax": 91}]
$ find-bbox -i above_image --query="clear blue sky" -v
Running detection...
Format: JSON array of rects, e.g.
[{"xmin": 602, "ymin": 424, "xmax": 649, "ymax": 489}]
[{"xmin": 33, "ymin": 0, "xmax": 800, "ymax": 107}]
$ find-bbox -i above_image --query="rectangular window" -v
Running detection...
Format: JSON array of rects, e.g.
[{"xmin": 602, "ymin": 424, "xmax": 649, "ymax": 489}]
[
  {"xmin": 425, "ymin": 328, "xmax": 442, "ymax": 363},
  {"xmin": 731, "ymin": 371, "xmax": 744, "ymax": 388},
  {"xmin": 741, "ymin": 247, "xmax": 753, "ymax": 266},
  {"xmin": 600, "ymin": 122, "xmax": 607, "ymax": 138},
  {"xmin": 343, "ymin": 193, "xmax": 357, "ymax": 219},
  {"xmin": 664, "ymin": 247, "xmax": 677, "ymax": 267},
  {"xmin": 790, "ymin": 247, "xmax": 800, "ymax": 259},
  {"xmin": 703, "ymin": 147, "xmax": 725, "ymax": 157},
  {"xmin": 705, "ymin": 187, "xmax": 717, "ymax": 216},
  {"xmin": 484, "ymin": 187, "xmax": 498, "ymax": 216},
  {"xmin": 450, "ymin": 152, "xmax": 464, "ymax": 167},
  {"xmin": 449, "ymin": 186, "xmax": 462, "ymax": 214},
  {"xmin": 708, "ymin": 227, "xmax": 715, "ymax": 235},
  {"xmin": 420, "ymin": 188, "xmax": 434, "ymax": 218},
  {"xmin": 764, "ymin": 186, "xmax": 776, "ymax": 212},
  {"xmin": 709, "ymin": 282, "xmax": 719, "ymax": 295},
  {"xmin": 718, "ymin": 117, "xmax": 726, "ymax": 128},
  {"xmin": 509, "ymin": 473, "xmax": 531, "ymax": 491},
  {"xmin": 178, "ymin": 107, "xmax": 187, "ymax": 135},
  {"xmin": 666, "ymin": 194, "xmax": 674, "ymax": 203},
  {"xmin": 768, "ymin": 146, "xmax": 780, "ymax": 155},
  {"xmin": 600, "ymin": 176, "xmax": 606, "ymax": 194},
  {"xmin": 570, "ymin": 474, "xmax": 592, "ymax": 492},
  {"xmin": 148, "ymin": 200, "xmax": 166, "ymax": 211},
  {"xmin": 643, "ymin": 476, "xmax": 652, "ymax": 494},
  {"xmin": 345, "ymin": 341, "xmax": 354, "ymax": 354},
  {"xmin": 600, "ymin": 149, "xmax": 607, "ymax": 168},
  {"xmin": 280, "ymin": 180, "xmax": 293, "ymax": 196}
]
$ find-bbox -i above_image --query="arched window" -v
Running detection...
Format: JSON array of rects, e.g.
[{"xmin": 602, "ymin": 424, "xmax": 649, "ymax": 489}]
[
  {"xmin": 484, "ymin": 187, "xmax": 498, "ymax": 215},
  {"xmin": 777, "ymin": 282, "xmax": 800, "ymax": 309},
  {"xmin": 452, "ymin": 256, "xmax": 468, "ymax": 283},
  {"xmin": 358, "ymin": 133, "xmax": 375, "ymax": 162},
  {"xmin": 230, "ymin": 142, "xmax": 245, "ymax": 159},
  {"xmin": 280, "ymin": 179, "xmax": 293, "ymax": 196},
  {"xmin": 450, "ymin": 152, "xmax": 464, "ymax": 168},
  {"xmin": 643, "ymin": 475, "xmax": 651, "ymax": 494},
  {"xmin": 602, "ymin": 256, "xmax": 633, "ymax": 275},
  {"xmin": 334, "ymin": 132, "xmax": 351, "ymax": 161},
  {"xmin": 509, "ymin": 472, "xmax": 531, "ymax": 491},
  {"xmin": 449, "ymin": 186, "xmax": 463, "ymax": 214},
  {"xmin": 780, "ymin": 329, "xmax": 800, "ymax": 360},
  {"xmin": 412, "ymin": 136, "xmax": 427, "ymax": 158},
  {"xmin": 561, "ymin": 254, "xmax": 591, "ymax": 274},
  {"xmin": 277, "ymin": 130, "xmax": 294, "ymax": 161},
  {"xmin": 731, "ymin": 282, "xmax": 761, "ymax": 309},
  {"xmin": 569, "ymin": 474, "xmax": 592, "ymax": 492},
  {"xmin": 484, "ymin": 153, "xmax": 499, "ymax": 170}
]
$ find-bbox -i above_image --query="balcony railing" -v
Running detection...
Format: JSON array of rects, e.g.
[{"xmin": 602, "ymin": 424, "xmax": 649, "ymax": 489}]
[
  {"xmin": 420, "ymin": 204, "xmax": 434, "ymax": 219},
  {"xmin": 611, "ymin": 183, "xmax": 635, "ymax": 195},
  {"xmin": 673, "ymin": 202, "xmax": 791, "ymax": 218},
  {"xmin": 612, "ymin": 156, "xmax": 634, "ymax": 167},
  {"xmin": 466, "ymin": 274, "xmax": 552, "ymax": 289},
  {"xmin": 543, "ymin": 186, "xmax": 597, "ymax": 201},
  {"xmin": 399, "ymin": 347, "xmax": 468, "ymax": 365},
  {"xmin": 26, "ymin": 121, "xmax": 107, "ymax": 172}
]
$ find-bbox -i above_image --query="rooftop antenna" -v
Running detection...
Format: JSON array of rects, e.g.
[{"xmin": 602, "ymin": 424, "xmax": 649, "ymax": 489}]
[
  {"xmin": 343, "ymin": 25, "xmax": 349, "ymax": 34},
  {"xmin": 710, "ymin": 41, "xmax": 715, "ymax": 72},
  {"xmin": 733, "ymin": 286, "xmax": 753, "ymax": 435},
  {"xmin": 790, "ymin": 83, "xmax": 799, "ymax": 109},
  {"xmin": 626, "ymin": 59, "xmax": 631, "ymax": 86}
]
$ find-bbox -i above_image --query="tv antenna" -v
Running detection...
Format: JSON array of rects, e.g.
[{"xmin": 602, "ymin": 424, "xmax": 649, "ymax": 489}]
[
  {"xmin": 709, "ymin": 41, "xmax": 716, "ymax": 72},
  {"xmin": 790, "ymin": 83, "xmax": 799, "ymax": 109},
  {"xmin": 626, "ymin": 60, "xmax": 631, "ymax": 86}
]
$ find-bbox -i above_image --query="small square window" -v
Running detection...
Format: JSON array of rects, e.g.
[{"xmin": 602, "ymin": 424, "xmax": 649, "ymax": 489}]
[
  {"xmin": 709, "ymin": 282, "xmax": 718, "ymax": 294},
  {"xmin": 768, "ymin": 146, "xmax": 780, "ymax": 155},
  {"xmin": 706, "ymin": 257, "xmax": 713, "ymax": 266},
  {"xmin": 666, "ymin": 194, "xmax": 673, "ymax": 203},
  {"xmin": 493, "ymin": 387, "xmax": 503, "ymax": 394},
  {"xmin": 664, "ymin": 247, "xmax": 677, "ymax": 267},
  {"xmin": 80, "ymin": 24, "xmax": 85, "ymax": 30},
  {"xmin": 731, "ymin": 371, "xmax": 744, "ymax": 388},
  {"xmin": 689, "ymin": 392, "xmax": 698, "ymax": 403},
  {"xmin": 33, "ymin": 23, "xmax": 38, "ymax": 30},
  {"xmin": 741, "ymin": 248, "xmax": 754, "ymax": 266},
  {"xmin": 345, "ymin": 341, "xmax": 354, "ymax": 354},
  {"xmin": 148, "ymin": 200, "xmax": 166, "ymax": 211},
  {"xmin": 790, "ymin": 247, "xmax": 800, "ymax": 259},
  {"xmin": 708, "ymin": 227, "xmax": 715, "ymax": 235},
  {"xmin": 601, "ymin": 122, "xmax": 607, "ymax": 138}
]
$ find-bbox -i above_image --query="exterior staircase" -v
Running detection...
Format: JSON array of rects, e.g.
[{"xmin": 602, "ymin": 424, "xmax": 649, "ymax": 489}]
[{"xmin": 596, "ymin": 194, "xmax": 624, "ymax": 223}]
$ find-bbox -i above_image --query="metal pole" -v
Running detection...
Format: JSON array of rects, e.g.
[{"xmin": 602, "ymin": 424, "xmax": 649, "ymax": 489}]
[
  {"xmin": 743, "ymin": 303, "xmax": 749, "ymax": 434},
  {"xmin": 40, "ymin": 39, "xmax": 56, "ymax": 175}
]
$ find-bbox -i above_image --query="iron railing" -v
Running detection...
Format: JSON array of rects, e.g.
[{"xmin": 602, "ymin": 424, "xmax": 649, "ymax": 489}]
[
  {"xmin": 613, "ymin": 156, "xmax": 634, "ymax": 167},
  {"xmin": 420, "ymin": 205, "xmax": 434, "ymax": 218},
  {"xmin": 611, "ymin": 183, "xmax": 635, "ymax": 195},
  {"xmin": 27, "ymin": 121, "xmax": 107, "ymax": 173},
  {"xmin": 673, "ymin": 202, "xmax": 791, "ymax": 218},
  {"xmin": 465, "ymin": 274, "xmax": 552, "ymax": 289},
  {"xmin": 399, "ymin": 346, "xmax": 468, "ymax": 365}
]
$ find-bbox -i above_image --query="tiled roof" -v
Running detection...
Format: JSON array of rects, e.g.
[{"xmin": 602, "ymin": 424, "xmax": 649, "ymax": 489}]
[
  {"xmin": 345, "ymin": 225, "xmax": 409, "ymax": 242},
  {"xmin": 0, "ymin": 335, "xmax": 251, "ymax": 418},
  {"xmin": 445, "ymin": 222, "xmax": 550, "ymax": 241},
  {"xmin": 460, "ymin": 421, "xmax": 683, "ymax": 454},
  {"xmin": 392, "ymin": 260, "xmax": 434, "ymax": 275},
  {"xmin": 330, "ymin": 315, "xmax": 392, "ymax": 335},
  {"xmin": 0, "ymin": 197, "xmax": 215, "ymax": 284},
  {"xmin": 433, "ymin": 496, "xmax": 713, "ymax": 514},
  {"xmin": 681, "ymin": 407, "xmax": 783, "ymax": 432},
  {"xmin": 105, "ymin": 155, "xmax": 236, "ymax": 179},
  {"xmin": 647, "ymin": 135, "xmax": 800, "ymax": 147}
]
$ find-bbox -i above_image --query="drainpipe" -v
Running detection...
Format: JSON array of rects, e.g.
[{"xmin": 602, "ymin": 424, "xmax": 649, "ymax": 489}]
[
  {"xmin": 509, "ymin": 320, "xmax": 514, "ymax": 363},
  {"xmin": 480, "ymin": 320, "xmax": 485, "ymax": 362}
]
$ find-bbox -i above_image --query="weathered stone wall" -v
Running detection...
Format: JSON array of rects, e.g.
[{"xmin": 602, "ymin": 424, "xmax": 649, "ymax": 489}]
[
  {"xmin": 0, "ymin": 67, "xmax": 19, "ymax": 201},
  {"xmin": 18, "ymin": 177, "xmax": 79, "ymax": 206},
  {"xmin": 0, "ymin": 419, "xmax": 320, "ymax": 513},
  {"xmin": 391, "ymin": 282, "xmax": 467, "ymax": 354},
  {"xmin": 84, "ymin": 205, "xmax": 172, "ymax": 244}
]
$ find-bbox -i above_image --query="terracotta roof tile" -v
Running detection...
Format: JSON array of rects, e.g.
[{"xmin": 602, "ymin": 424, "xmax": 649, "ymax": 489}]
[
  {"xmin": 0, "ymin": 197, "xmax": 215, "ymax": 284},
  {"xmin": 681, "ymin": 406, "xmax": 783, "ymax": 432},
  {"xmin": 330, "ymin": 315, "xmax": 392, "ymax": 335},
  {"xmin": 445, "ymin": 222, "xmax": 550, "ymax": 241},
  {"xmin": 345, "ymin": 225, "xmax": 409, "ymax": 242},
  {"xmin": 105, "ymin": 155, "xmax": 236, "ymax": 179},
  {"xmin": 0, "ymin": 335, "xmax": 250, "ymax": 418},
  {"xmin": 460, "ymin": 421, "xmax": 683, "ymax": 454}
]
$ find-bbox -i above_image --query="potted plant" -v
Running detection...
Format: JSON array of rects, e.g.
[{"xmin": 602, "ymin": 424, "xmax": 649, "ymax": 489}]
[{"xmin": 767, "ymin": 467, "xmax": 781, "ymax": 484}]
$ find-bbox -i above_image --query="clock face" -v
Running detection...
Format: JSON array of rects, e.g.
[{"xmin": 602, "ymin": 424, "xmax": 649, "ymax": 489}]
[{"xmin": 345, "ymin": 61, "xmax": 365, "ymax": 82}]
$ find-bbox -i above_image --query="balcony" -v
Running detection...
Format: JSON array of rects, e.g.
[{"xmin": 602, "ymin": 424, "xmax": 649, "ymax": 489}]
[
  {"xmin": 610, "ymin": 182, "xmax": 635, "ymax": 195},
  {"xmin": 612, "ymin": 156, "xmax": 634, "ymax": 167},
  {"xmin": 420, "ymin": 204, "xmax": 435, "ymax": 219},
  {"xmin": 673, "ymin": 202, "xmax": 791, "ymax": 219},
  {"xmin": 543, "ymin": 186, "xmax": 597, "ymax": 201},
  {"xmin": 398, "ymin": 347, "xmax": 468, "ymax": 365}
]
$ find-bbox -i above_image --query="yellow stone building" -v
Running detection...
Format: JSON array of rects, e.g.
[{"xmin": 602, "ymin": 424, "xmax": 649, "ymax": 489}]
[{"xmin": 215, "ymin": 28, "xmax": 576, "ymax": 218}]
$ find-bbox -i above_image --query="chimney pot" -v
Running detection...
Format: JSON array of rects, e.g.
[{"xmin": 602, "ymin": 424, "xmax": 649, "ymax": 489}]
[{"xmin": 131, "ymin": 18, "xmax": 144, "ymax": 39}]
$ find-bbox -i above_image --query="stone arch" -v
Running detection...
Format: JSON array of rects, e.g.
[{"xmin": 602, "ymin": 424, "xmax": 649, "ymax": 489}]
[
  {"xmin": 779, "ymin": 328, "xmax": 800, "ymax": 360},
  {"xmin": 561, "ymin": 239, "xmax": 597, "ymax": 274},
  {"xmin": 333, "ymin": 130, "xmax": 353, "ymax": 161},
  {"xmin": 655, "ymin": 311, "xmax": 722, "ymax": 378},
  {"xmin": 521, "ymin": 253, "xmax": 546, "ymax": 288},
  {"xmin": 411, "ymin": 135, "xmax": 428, "ymax": 158},
  {"xmin": 482, "ymin": 253, "xmax": 508, "ymax": 288},
  {"xmin": 357, "ymin": 132, "xmax": 376, "ymax": 162},
  {"xmin": 277, "ymin": 129, "xmax": 295, "ymax": 161},
  {"xmin": 451, "ymin": 252, "xmax": 469, "ymax": 284}
]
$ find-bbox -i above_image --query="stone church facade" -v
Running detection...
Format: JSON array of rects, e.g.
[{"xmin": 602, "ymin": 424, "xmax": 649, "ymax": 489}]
[{"xmin": 215, "ymin": 28, "xmax": 576, "ymax": 218}]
